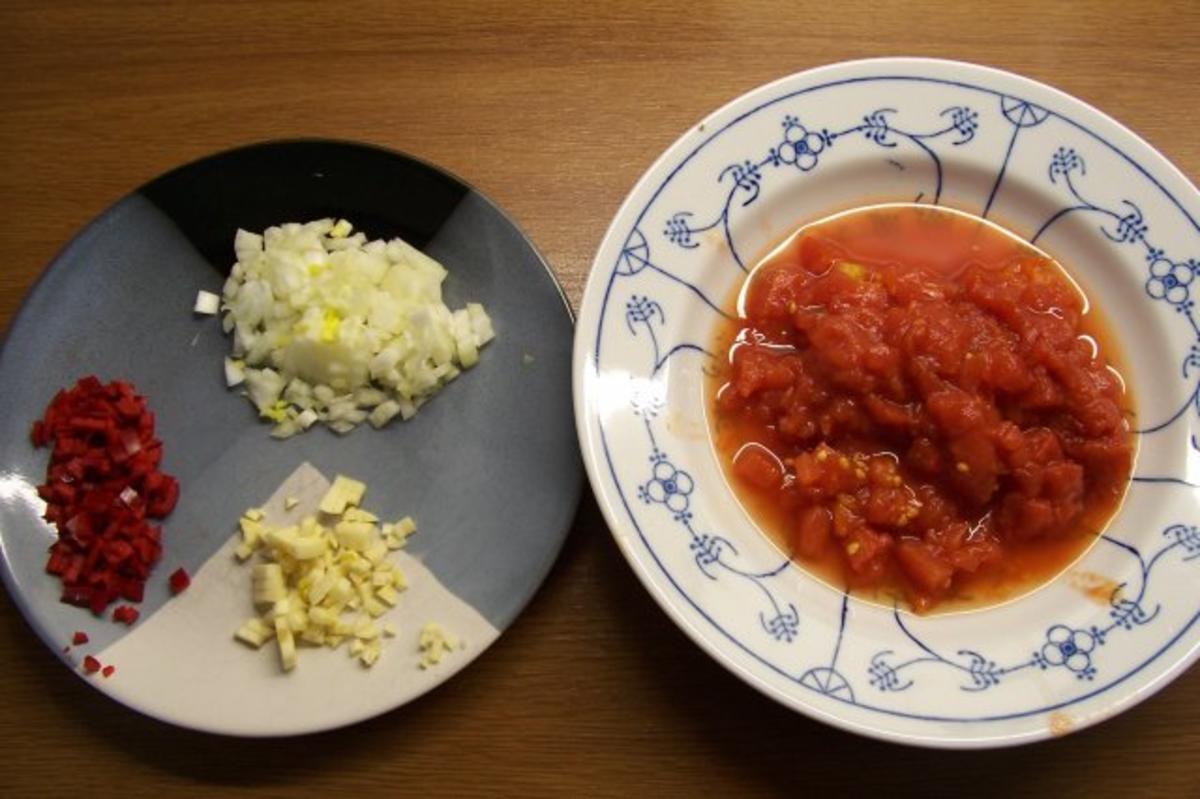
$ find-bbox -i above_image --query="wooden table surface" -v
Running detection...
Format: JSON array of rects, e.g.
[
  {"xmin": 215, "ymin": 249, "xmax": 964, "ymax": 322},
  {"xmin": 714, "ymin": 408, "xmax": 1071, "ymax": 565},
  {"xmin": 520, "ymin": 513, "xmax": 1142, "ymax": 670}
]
[{"xmin": 2, "ymin": 1, "xmax": 1199, "ymax": 796}]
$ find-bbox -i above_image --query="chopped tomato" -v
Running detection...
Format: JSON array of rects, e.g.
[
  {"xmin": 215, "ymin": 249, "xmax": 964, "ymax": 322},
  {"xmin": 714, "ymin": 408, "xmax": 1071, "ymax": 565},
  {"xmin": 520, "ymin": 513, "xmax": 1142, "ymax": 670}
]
[
  {"xmin": 895, "ymin": 540, "xmax": 954, "ymax": 594},
  {"xmin": 794, "ymin": 506, "xmax": 832, "ymax": 558},
  {"xmin": 732, "ymin": 445, "xmax": 784, "ymax": 491},
  {"xmin": 714, "ymin": 205, "xmax": 1132, "ymax": 610}
]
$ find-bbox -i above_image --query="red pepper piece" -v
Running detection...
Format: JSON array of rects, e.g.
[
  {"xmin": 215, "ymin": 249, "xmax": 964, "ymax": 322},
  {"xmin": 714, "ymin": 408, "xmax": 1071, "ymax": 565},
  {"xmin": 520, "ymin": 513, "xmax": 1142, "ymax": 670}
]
[
  {"xmin": 61, "ymin": 585, "xmax": 92, "ymax": 608},
  {"xmin": 71, "ymin": 631, "xmax": 89, "ymax": 645},
  {"xmin": 119, "ymin": 579, "xmax": 144, "ymax": 602},
  {"xmin": 88, "ymin": 589, "xmax": 110, "ymax": 616},
  {"xmin": 32, "ymin": 377, "xmax": 179, "ymax": 620},
  {"xmin": 168, "ymin": 567, "xmax": 191, "ymax": 595},
  {"xmin": 46, "ymin": 550, "xmax": 70, "ymax": 576},
  {"xmin": 104, "ymin": 539, "xmax": 134, "ymax": 564},
  {"xmin": 101, "ymin": 665, "xmax": 115, "ymax": 678},
  {"xmin": 112, "ymin": 605, "xmax": 139, "ymax": 625},
  {"xmin": 147, "ymin": 476, "xmax": 179, "ymax": 517},
  {"xmin": 31, "ymin": 419, "xmax": 47, "ymax": 447},
  {"xmin": 82, "ymin": 655, "xmax": 101, "ymax": 674},
  {"xmin": 115, "ymin": 396, "xmax": 141, "ymax": 419}
]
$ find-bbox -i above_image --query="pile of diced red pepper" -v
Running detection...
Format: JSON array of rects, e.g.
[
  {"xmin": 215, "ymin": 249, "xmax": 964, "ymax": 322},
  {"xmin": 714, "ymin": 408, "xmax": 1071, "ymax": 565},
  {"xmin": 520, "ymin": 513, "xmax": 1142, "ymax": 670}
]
[{"xmin": 32, "ymin": 376, "xmax": 179, "ymax": 616}]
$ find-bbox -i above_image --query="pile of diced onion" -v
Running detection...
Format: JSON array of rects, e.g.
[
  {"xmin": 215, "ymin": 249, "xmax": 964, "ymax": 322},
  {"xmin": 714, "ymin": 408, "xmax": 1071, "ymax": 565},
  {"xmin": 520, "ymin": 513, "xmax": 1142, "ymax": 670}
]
[{"xmin": 217, "ymin": 219, "xmax": 494, "ymax": 436}]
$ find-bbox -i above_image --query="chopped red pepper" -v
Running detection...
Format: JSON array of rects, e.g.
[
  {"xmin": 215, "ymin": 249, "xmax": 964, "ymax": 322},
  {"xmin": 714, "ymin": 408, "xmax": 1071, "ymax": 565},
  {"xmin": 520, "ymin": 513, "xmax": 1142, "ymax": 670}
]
[
  {"xmin": 112, "ymin": 605, "xmax": 140, "ymax": 625},
  {"xmin": 71, "ymin": 631, "xmax": 89, "ymax": 645},
  {"xmin": 82, "ymin": 655, "xmax": 101, "ymax": 674},
  {"xmin": 32, "ymin": 377, "xmax": 179, "ymax": 620},
  {"xmin": 101, "ymin": 665, "xmax": 115, "ymax": 678},
  {"xmin": 168, "ymin": 567, "xmax": 191, "ymax": 594}
]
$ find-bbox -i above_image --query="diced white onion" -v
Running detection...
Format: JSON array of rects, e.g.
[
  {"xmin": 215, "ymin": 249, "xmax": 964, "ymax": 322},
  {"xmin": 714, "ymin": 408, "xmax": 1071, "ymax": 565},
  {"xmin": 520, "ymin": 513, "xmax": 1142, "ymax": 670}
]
[
  {"xmin": 194, "ymin": 290, "xmax": 221, "ymax": 315},
  {"xmin": 219, "ymin": 220, "xmax": 494, "ymax": 435},
  {"xmin": 224, "ymin": 357, "xmax": 246, "ymax": 387}
]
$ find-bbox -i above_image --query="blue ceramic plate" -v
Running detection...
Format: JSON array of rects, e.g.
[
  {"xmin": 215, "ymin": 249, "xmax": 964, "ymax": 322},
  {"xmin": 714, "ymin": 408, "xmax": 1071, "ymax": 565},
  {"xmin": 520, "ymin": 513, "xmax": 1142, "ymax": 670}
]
[
  {"xmin": 0, "ymin": 141, "xmax": 581, "ymax": 735},
  {"xmin": 575, "ymin": 58, "xmax": 1200, "ymax": 747}
]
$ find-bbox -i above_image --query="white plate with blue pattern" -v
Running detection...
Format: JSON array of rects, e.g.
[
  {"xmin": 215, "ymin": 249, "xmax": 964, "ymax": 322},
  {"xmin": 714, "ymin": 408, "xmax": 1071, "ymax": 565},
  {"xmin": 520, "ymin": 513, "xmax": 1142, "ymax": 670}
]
[{"xmin": 574, "ymin": 58, "xmax": 1200, "ymax": 748}]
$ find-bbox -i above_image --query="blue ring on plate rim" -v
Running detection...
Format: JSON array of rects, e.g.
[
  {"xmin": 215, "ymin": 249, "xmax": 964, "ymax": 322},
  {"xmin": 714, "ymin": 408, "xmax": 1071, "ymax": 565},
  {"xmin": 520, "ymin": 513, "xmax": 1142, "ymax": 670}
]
[{"xmin": 590, "ymin": 70, "xmax": 1200, "ymax": 726}]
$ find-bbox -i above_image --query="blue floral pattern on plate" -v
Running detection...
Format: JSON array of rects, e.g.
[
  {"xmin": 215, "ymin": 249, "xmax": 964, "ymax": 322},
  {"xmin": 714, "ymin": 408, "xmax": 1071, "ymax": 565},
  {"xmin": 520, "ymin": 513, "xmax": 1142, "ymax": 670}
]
[{"xmin": 577, "ymin": 59, "xmax": 1200, "ymax": 747}]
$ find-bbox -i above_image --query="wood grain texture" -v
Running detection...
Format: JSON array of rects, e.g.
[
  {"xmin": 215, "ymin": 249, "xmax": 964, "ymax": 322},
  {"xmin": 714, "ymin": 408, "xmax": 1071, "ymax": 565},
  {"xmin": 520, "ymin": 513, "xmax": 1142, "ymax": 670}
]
[{"xmin": 2, "ymin": 1, "xmax": 1199, "ymax": 796}]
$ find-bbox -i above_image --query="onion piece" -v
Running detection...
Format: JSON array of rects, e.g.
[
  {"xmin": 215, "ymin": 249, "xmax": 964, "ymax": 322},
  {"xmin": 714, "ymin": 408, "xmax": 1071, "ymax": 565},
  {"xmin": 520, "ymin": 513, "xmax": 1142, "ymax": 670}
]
[{"xmin": 219, "ymin": 219, "xmax": 494, "ymax": 435}]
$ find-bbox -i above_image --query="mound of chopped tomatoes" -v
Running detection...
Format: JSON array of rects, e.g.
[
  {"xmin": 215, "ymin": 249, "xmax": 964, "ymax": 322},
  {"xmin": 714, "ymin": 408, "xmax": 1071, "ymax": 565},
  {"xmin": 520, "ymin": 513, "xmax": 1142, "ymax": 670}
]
[{"xmin": 716, "ymin": 208, "xmax": 1132, "ymax": 611}]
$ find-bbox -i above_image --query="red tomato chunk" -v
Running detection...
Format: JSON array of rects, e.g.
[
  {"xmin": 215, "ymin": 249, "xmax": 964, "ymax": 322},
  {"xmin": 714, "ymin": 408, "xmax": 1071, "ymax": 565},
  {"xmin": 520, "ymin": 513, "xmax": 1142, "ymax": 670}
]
[
  {"xmin": 714, "ymin": 206, "xmax": 1133, "ymax": 611},
  {"xmin": 33, "ymin": 376, "xmax": 179, "ymax": 617}
]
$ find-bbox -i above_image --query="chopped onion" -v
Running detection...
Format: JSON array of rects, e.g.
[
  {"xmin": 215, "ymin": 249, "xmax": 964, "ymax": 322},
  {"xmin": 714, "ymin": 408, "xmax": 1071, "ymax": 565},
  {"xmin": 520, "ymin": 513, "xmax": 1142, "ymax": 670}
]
[
  {"xmin": 219, "ymin": 219, "xmax": 494, "ymax": 435},
  {"xmin": 224, "ymin": 357, "xmax": 246, "ymax": 387},
  {"xmin": 194, "ymin": 290, "xmax": 221, "ymax": 315}
]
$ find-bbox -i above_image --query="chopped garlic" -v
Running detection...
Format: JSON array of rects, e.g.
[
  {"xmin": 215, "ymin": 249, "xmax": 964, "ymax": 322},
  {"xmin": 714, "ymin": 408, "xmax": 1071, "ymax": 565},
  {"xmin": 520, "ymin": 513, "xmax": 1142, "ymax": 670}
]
[
  {"xmin": 274, "ymin": 617, "xmax": 297, "ymax": 671},
  {"xmin": 319, "ymin": 475, "xmax": 366, "ymax": 515},
  {"xmin": 335, "ymin": 520, "xmax": 373, "ymax": 550},
  {"xmin": 234, "ymin": 617, "xmax": 274, "ymax": 648},
  {"xmin": 239, "ymin": 517, "xmax": 264, "ymax": 545},
  {"xmin": 252, "ymin": 564, "xmax": 286, "ymax": 608},
  {"xmin": 376, "ymin": 585, "xmax": 400, "ymax": 606},
  {"xmin": 418, "ymin": 622, "xmax": 459, "ymax": 669},
  {"xmin": 232, "ymin": 476, "xmax": 417, "ymax": 671}
]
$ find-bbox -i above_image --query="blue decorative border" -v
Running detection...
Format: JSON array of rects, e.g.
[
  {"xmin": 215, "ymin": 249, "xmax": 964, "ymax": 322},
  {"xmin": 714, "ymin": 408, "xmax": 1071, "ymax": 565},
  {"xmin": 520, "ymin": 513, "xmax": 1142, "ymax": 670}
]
[
  {"xmin": 590, "ymin": 72, "xmax": 1200, "ymax": 727},
  {"xmin": 661, "ymin": 107, "xmax": 979, "ymax": 270}
]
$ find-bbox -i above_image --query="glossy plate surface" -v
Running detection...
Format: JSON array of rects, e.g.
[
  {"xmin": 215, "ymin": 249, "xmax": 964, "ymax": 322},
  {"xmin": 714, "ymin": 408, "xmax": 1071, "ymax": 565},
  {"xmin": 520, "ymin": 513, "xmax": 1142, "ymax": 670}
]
[
  {"xmin": 575, "ymin": 58, "xmax": 1200, "ymax": 747},
  {"xmin": 0, "ymin": 140, "xmax": 581, "ymax": 736}
]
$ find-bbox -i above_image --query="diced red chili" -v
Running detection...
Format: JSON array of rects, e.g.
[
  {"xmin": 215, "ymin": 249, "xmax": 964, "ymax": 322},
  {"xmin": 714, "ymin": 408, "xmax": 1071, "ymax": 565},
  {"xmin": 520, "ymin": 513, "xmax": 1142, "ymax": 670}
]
[
  {"xmin": 82, "ymin": 655, "xmax": 101, "ymax": 674},
  {"xmin": 71, "ymin": 631, "xmax": 89, "ymax": 646},
  {"xmin": 102, "ymin": 665, "xmax": 115, "ymax": 678},
  {"xmin": 168, "ymin": 567, "xmax": 191, "ymax": 595},
  {"xmin": 32, "ymin": 377, "xmax": 179, "ymax": 620}
]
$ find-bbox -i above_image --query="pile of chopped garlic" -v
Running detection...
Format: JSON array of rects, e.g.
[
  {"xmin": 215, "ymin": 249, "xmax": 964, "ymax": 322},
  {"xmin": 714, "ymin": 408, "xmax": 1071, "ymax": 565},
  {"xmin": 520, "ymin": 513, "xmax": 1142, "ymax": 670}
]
[
  {"xmin": 218, "ymin": 219, "xmax": 495, "ymax": 437},
  {"xmin": 233, "ymin": 475, "xmax": 416, "ymax": 670},
  {"xmin": 417, "ymin": 622, "xmax": 461, "ymax": 670}
]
